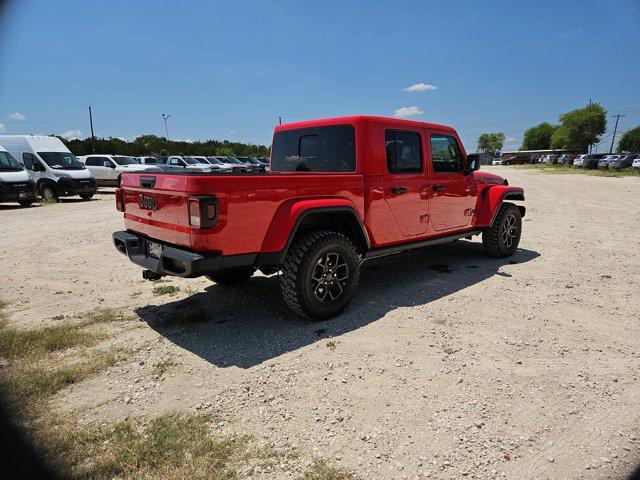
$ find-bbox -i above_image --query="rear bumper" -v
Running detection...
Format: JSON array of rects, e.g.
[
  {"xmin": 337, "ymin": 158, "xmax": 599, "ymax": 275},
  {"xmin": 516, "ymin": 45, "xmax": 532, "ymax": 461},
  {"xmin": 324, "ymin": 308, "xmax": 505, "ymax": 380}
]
[{"xmin": 113, "ymin": 230, "xmax": 222, "ymax": 278}]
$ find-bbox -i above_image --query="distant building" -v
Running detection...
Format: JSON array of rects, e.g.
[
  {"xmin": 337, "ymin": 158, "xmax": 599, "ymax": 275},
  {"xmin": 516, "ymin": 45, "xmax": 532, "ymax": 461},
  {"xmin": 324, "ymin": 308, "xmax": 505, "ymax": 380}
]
[{"xmin": 500, "ymin": 149, "xmax": 581, "ymax": 160}]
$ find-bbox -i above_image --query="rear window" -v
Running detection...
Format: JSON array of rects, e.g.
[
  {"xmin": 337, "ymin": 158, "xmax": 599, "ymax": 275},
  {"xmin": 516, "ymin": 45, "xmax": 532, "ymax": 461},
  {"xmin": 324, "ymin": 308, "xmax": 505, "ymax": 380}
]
[{"xmin": 271, "ymin": 125, "xmax": 355, "ymax": 172}]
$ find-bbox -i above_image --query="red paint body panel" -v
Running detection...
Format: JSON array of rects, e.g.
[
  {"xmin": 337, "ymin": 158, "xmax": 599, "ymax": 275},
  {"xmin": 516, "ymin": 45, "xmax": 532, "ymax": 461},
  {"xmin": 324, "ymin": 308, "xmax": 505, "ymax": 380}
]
[
  {"xmin": 118, "ymin": 116, "xmax": 524, "ymax": 257},
  {"xmin": 474, "ymin": 186, "xmax": 525, "ymax": 227}
]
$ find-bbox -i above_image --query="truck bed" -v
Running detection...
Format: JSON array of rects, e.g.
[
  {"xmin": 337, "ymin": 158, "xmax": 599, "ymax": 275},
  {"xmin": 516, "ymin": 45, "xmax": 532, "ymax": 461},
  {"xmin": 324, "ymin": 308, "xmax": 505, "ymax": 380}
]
[{"xmin": 119, "ymin": 171, "xmax": 365, "ymax": 256}]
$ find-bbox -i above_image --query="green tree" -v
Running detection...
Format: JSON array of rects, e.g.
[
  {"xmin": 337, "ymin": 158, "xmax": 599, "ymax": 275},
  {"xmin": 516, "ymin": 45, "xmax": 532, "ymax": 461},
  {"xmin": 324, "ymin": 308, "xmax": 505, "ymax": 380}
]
[
  {"xmin": 216, "ymin": 146, "xmax": 235, "ymax": 156},
  {"xmin": 477, "ymin": 132, "xmax": 505, "ymax": 156},
  {"xmin": 521, "ymin": 122, "xmax": 557, "ymax": 150},
  {"xmin": 618, "ymin": 126, "xmax": 640, "ymax": 153},
  {"xmin": 550, "ymin": 103, "xmax": 606, "ymax": 151}
]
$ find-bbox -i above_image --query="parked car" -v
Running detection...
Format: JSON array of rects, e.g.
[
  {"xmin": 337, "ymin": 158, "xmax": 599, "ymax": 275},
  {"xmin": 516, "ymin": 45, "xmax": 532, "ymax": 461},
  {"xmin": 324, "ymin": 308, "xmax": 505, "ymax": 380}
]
[
  {"xmin": 501, "ymin": 154, "xmax": 529, "ymax": 165},
  {"xmin": 632, "ymin": 156, "xmax": 640, "ymax": 169},
  {"xmin": 557, "ymin": 154, "xmax": 576, "ymax": 165},
  {"xmin": 608, "ymin": 153, "xmax": 638, "ymax": 170},
  {"xmin": 541, "ymin": 154, "xmax": 559, "ymax": 164},
  {"xmin": 138, "ymin": 156, "xmax": 159, "ymax": 165},
  {"xmin": 79, "ymin": 154, "xmax": 155, "ymax": 187},
  {"xmin": 0, "ymin": 144, "xmax": 36, "ymax": 207},
  {"xmin": 215, "ymin": 156, "xmax": 254, "ymax": 172},
  {"xmin": 572, "ymin": 154, "xmax": 587, "ymax": 167},
  {"xmin": 236, "ymin": 156, "xmax": 267, "ymax": 172},
  {"xmin": 163, "ymin": 156, "xmax": 216, "ymax": 172},
  {"xmin": 184, "ymin": 156, "xmax": 236, "ymax": 173},
  {"xmin": 491, "ymin": 158, "xmax": 502, "ymax": 165},
  {"xmin": 0, "ymin": 135, "xmax": 96, "ymax": 201},
  {"xmin": 598, "ymin": 154, "xmax": 625, "ymax": 170},
  {"xmin": 205, "ymin": 157, "xmax": 246, "ymax": 173},
  {"xmin": 581, "ymin": 154, "xmax": 605, "ymax": 169},
  {"xmin": 113, "ymin": 115, "xmax": 526, "ymax": 320}
]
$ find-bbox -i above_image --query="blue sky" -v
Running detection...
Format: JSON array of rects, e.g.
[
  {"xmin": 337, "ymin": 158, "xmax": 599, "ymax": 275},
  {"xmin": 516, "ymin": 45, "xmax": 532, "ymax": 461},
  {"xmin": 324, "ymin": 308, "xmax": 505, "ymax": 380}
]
[{"xmin": 1, "ymin": 0, "xmax": 639, "ymax": 152}]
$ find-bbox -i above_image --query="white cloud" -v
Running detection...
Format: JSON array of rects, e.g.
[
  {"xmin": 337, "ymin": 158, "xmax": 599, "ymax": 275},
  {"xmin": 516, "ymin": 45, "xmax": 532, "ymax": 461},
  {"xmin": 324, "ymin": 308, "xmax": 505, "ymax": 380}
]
[
  {"xmin": 505, "ymin": 136, "xmax": 518, "ymax": 142},
  {"xmin": 61, "ymin": 129, "xmax": 83, "ymax": 140},
  {"xmin": 561, "ymin": 28, "xmax": 583, "ymax": 38},
  {"xmin": 403, "ymin": 83, "xmax": 438, "ymax": 92},
  {"xmin": 8, "ymin": 112, "xmax": 26, "ymax": 120},
  {"xmin": 0, "ymin": 123, "xmax": 5, "ymax": 132},
  {"xmin": 394, "ymin": 106, "xmax": 423, "ymax": 118}
]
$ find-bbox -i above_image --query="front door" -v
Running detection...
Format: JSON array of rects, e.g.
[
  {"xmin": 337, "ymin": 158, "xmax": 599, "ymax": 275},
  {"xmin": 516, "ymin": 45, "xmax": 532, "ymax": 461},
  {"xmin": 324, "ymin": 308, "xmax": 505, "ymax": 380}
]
[
  {"xmin": 22, "ymin": 152, "xmax": 44, "ymax": 183},
  {"xmin": 383, "ymin": 129, "xmax": 429, "ymax": 237},
  {"xmin": 427, "ymin": 133, "xmax": 474, "ymax": 231}
]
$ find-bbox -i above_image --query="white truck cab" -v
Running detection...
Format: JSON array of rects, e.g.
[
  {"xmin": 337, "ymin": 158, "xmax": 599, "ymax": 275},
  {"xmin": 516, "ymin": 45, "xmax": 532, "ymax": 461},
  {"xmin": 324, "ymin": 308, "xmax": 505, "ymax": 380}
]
[
  {"xmin": 165, "ymin": 156, "xmax": 215, "ymax": 172},
  {"xmin": 0, "ymin": 135, "xmax": 96, "ymax": 202},
  {"xmin": 0, "ymin": 144, "xmax": 36, "ymax": 207},
  {"xmin": 79, "ymin": 154, "xmax": 156, "ymax": 187}
]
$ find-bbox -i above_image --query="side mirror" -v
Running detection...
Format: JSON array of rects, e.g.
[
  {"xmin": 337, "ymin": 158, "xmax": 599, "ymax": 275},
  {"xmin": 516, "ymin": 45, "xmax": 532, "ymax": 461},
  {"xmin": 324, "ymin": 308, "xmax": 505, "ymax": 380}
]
[
  {"xmin": 33, "ymin": 162, "xmax": 45, "ymax": 172},
  {"xmin": 465, "ymin": 154, "xmax": 480, "ymax": 173}
]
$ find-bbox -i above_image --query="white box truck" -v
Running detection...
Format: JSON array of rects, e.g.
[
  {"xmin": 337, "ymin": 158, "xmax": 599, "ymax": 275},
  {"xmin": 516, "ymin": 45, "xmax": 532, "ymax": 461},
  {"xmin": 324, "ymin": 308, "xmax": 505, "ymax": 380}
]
[
  {"xmin": 0, "ymin": 144, "xmax": 36, "ymax": 207},
  {"xmin": 0, "ymin": 135, "xmax": 96, "ymax": 201}
]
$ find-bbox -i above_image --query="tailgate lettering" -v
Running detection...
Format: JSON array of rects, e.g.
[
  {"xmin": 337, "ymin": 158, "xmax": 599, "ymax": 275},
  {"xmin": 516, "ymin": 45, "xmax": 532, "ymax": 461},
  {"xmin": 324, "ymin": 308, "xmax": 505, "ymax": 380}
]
[{"xmin": 139, "ymin": 193, "xmax": 158, "ymax": 211}]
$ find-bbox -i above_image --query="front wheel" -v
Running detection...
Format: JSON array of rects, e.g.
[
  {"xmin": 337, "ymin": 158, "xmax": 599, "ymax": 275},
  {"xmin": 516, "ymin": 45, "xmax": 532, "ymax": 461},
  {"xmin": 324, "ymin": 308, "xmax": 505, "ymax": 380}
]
[
  {"xmin": 40, "ymin": 185, "xmax": 58, "ymax": 203},
  {"xmin": 206, "ymin": 267, "xmax": 256, "ymax": 285},
  {"xmin": 482, "ymin": 202, "xmax": 522, "ymax": 258},
  {"xmin": 80, "ymin": 193, "xmax": 94, "ymax": 201},
  {"xmin": 280, "ymin": 230, "xmax": 360, "ymax": 320}
]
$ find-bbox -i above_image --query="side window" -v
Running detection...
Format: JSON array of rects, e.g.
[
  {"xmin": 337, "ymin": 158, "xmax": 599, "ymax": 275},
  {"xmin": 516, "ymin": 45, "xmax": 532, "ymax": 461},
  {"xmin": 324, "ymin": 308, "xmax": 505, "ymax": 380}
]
[
  {"xmin": 385, "ymin": 129, "xmax": 422, "ymax": 174},
  {"xmin": 169, "ymin": 158, "xmax": 181, "ymax": 166},
  {"xmin": 299, "ymin": 135, "xmax": 319, "ymax": 158},
  {"xmin": 430, "ymin": 134, "xmax": 464, "ymax": 173},
  {"xmin": 85, "ymin": 157, "xmax": 100, "ymax": 167},
  {"xmin": 22, "ymin": 152, "xmax": 36, "ymax": 169}
]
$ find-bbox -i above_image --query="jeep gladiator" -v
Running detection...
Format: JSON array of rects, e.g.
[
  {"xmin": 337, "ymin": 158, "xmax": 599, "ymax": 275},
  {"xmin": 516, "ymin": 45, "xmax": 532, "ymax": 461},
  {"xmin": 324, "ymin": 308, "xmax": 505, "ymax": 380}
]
[{"xmin": 113, "ymin": 116, "xmax": 525, "ymax": 320}]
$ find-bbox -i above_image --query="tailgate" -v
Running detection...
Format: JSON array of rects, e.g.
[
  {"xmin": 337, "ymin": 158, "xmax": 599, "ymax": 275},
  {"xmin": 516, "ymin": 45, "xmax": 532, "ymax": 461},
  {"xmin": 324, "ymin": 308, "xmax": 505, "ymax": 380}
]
[{"xmin": 120, "ymin": 173, "xmax": 193, "ymax": 247}]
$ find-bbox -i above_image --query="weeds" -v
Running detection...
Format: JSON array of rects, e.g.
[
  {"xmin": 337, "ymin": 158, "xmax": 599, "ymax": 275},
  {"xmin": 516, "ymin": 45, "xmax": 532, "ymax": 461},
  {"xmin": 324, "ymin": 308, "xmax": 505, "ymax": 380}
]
[
  {"xmin": 0, "ymin": 322, "xmax": 96, "ymax": 359},
  {"xmin": 297, "ymin": 460, "xmax": 359, "ymax": 480},
  {"xmin": 326, "ymin": 341, "xmax": 337, "ymax": 351},
  {"xmin": 153, "ymin": 285, "xmax": 180, "ymax": 296},
  {"xmin": 152, "ymin": 359, "xmax": 176, "ymax": 377}
]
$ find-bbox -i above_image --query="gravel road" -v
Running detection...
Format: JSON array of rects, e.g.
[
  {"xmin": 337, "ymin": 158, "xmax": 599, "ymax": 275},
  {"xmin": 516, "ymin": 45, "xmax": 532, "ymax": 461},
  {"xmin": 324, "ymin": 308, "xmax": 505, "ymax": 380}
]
[{"xmin": 1, "ymin": 166, "xmax": 639, "ymax": 479}]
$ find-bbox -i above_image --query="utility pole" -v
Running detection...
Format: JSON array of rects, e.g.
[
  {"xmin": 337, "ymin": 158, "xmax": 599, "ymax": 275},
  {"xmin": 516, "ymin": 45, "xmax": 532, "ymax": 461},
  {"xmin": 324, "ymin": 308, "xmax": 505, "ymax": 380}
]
[
  {"xmin": 609, "ymin": 114, "xmax": 625, "ymax": 154},
  {"xmin": 88, "ymin": 105, "xmax": 96, "ymax": 153},
  {"xmin": 277, "ymin": 115, "xmax": 282, "ymax": 125},
  {"xmin": 162, "ymin": 113, "xmax": 172, "ymax": 139}
]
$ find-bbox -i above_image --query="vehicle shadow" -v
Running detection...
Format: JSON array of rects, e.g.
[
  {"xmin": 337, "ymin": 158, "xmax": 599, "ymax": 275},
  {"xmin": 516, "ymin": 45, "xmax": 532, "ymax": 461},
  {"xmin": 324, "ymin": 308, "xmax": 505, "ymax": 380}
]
[{"xmin": 135, "ymin": 241, "xmax": 540, "ymax": 369}]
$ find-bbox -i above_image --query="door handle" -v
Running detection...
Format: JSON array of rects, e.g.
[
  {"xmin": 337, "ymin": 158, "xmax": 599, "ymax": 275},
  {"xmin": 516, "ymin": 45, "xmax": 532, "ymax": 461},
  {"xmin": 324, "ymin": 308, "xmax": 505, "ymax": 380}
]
[
  {"xmin": 433, "ymin": 184, "xmax": 446, "ymax": 192},
  {"xmin": 391, "ymin": 186, "xmax": 408, "ymax": 195}
]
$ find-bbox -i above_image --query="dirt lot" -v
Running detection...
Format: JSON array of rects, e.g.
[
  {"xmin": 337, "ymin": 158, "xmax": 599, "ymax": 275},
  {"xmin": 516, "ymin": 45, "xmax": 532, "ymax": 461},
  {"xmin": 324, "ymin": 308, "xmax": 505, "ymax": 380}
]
[{"xmin": 1, "ymin": 166, "xmax": 639, "ymax": 479}]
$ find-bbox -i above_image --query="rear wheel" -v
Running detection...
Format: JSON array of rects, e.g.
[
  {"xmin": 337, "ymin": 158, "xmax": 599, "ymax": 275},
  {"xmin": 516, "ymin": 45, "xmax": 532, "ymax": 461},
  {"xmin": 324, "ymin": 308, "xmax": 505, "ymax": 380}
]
[
  {"xmin": 40, "ymin": 185, "xmax": 58, "ymax": 203},
  {"xmin": 280, "ymin": 230, "xmax": 360, "ymax": 320},
  {"xmin": 80, "ymin": 193, "xmax": 94, "ymax": 201},
  {"xmin": 482, "ymin": 202, "xmax": 522, "ymax": 258},
  {"xmin": 206, "ymin": 267, "xmax": 256, "ymax": 285}
]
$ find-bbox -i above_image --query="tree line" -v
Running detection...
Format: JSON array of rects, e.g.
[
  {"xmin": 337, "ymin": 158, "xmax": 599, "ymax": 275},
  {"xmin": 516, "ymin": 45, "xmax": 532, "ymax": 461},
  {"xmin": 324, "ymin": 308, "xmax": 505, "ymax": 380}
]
[
  {"xmin": 476, "ymin": 102, "xmax": 640, "ymax": 155},
  {"xmin": 60, "ymin": 134, "xmax": 270, "ymax": 158}
]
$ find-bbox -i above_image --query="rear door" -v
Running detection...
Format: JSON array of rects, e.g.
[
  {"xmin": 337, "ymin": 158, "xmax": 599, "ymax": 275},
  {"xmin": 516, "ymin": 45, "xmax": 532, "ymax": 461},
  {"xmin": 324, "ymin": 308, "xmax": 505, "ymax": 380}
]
[
  {"xmin": 427, "ymin": 133, "xmax": 475, "ymax": 231},
  {"xmin": 383, "ymin": 129, "xmax": 429, "ymax": 236}
]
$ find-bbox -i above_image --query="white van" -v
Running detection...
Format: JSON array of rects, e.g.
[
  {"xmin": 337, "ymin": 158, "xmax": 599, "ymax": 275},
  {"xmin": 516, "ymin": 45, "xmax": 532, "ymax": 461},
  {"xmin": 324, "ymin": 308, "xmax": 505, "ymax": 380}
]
[
  {"xmin": 0, "ymin": 144, "xmax": 36, "ymax": 207},
  {"xmin": 78, "ymin": 154, "xmax": 155, "ymax": 187},
  {"xmin": 0, "ymin": 135, "xmax": 96, "ymax": 202}
]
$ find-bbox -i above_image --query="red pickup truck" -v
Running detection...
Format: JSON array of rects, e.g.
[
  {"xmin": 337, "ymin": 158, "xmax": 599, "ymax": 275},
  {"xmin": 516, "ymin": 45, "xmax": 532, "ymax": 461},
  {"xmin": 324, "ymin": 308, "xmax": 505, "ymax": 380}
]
[{"xmin": 113, "ymin": 116, "xmax": 525, "ymax": 320}]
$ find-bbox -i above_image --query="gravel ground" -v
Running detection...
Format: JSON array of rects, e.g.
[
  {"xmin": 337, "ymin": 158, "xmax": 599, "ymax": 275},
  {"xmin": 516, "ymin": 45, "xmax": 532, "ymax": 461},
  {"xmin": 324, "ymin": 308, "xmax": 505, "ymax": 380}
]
[{"xmin": 1, "ymin": 166, "xmax": 639, "ymax": 479}]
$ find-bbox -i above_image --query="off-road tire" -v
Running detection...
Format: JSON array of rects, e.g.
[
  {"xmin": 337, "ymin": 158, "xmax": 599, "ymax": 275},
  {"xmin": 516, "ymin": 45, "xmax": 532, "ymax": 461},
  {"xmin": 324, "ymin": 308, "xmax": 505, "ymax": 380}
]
[
  {"xmin": 482, "ymin": 202, "xmax": 522, "ymax": 258},
  {"xmin": 18, "ymin": 199, "xmax": 34, "ymax": 207},
  {"xmin": 206, "ymin": 267, "xmax": 256, "ymax": 285},
  {"xmin": 40, "ymin": 185, "xmax": 58, "ymax": 203},
  {"xmin": 280, "ymin": 230, "xmax": 360, "ymax": 320},
  {"xmin": 80, "ymin": 193, "xmax": 94, "ymax": 201}
]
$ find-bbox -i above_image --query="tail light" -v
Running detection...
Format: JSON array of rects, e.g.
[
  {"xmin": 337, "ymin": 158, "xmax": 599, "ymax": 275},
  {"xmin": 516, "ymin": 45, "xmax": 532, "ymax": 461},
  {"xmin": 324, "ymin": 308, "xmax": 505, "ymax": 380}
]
[
  {"xmin": 115, "ymin": 188, "xmax": 124, "ymax": 212},
  {"xmin": 188, "ymin": 196, "xmax": 218, "ymax": 229}
]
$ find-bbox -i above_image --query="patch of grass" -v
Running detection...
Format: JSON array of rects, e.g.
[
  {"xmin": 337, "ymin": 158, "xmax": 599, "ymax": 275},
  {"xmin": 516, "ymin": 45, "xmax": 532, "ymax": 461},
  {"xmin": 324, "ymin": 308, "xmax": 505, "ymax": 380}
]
[
  {"xmin": 84, "ymin": 308, "xmax": 130, "ymax": 324},
  {"xmin": 514, "ymin": 163, "xmax": 640, "ymax": 178},
  {"xmin": 152, "ymin": 359, "xmax": 176, "ymax": 377},
  {"xmin": 326, "ymin": 341, "xmax": 336, "ymax": 351},
  {"xmin": 0, "ymin": 299, "xmax": 8, "ymax": 324},
  {"xmin": 0, "ymin": 322, "xmax": 96, "ymax": 360},
  {"xmin": 298, "ymin": 460, "xmax": 359, "ymax": 480},
  {"xmin": 3, "ymin": 349, "xmax": 125, "ymax": 412},
  {"xmin": 42, "ymin": 413, "xmax": 250, "ymax": 480},
  {"xmin": 153, "ymin": 285, "xmax": 180, "ymax": 296},
  {"xmin": 130, "ymin": 290, "xmax": 143, "ymax": 298},
  {"xmin": 151, "ymin": 278, "xmax": 171, "ymax": 284},
  {"xmin": 52, "ymin": 314, "xmax": 65, "ymax": 320}
]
